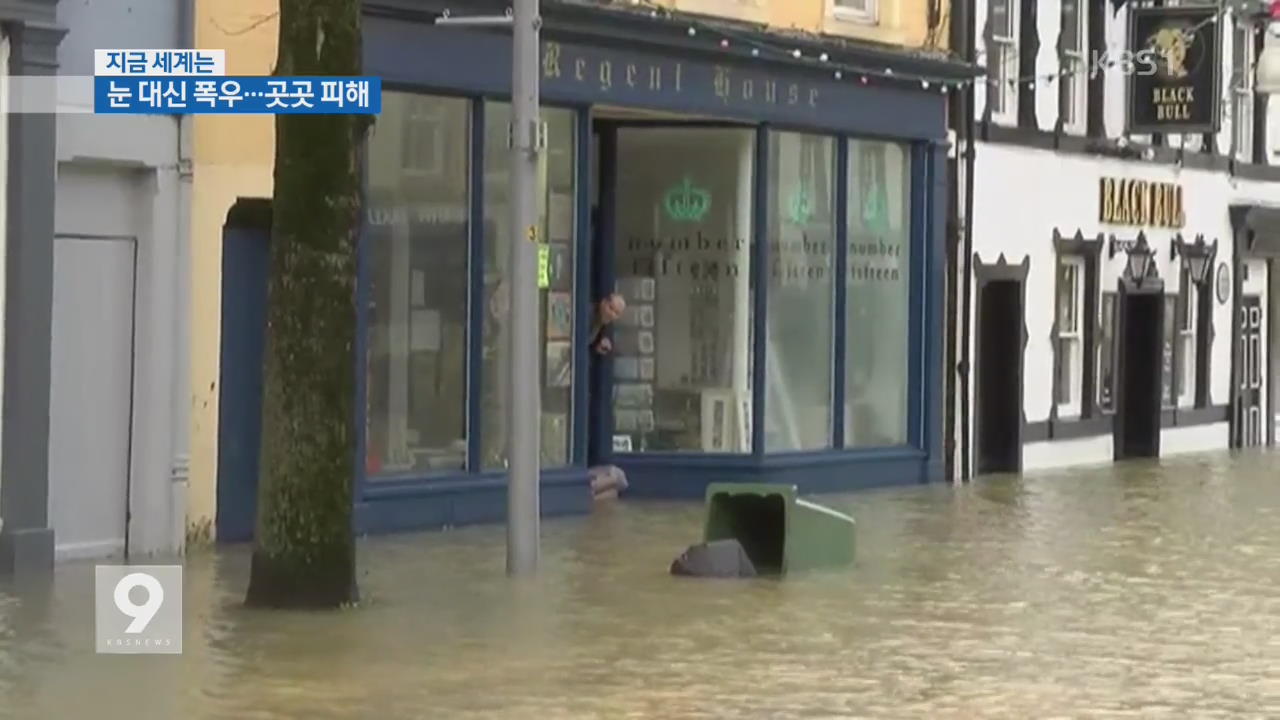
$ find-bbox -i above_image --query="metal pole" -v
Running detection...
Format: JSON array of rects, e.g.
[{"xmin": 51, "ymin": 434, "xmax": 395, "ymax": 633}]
[{"xmin": 507, "ymin": 0, "xmax": 542, "ymax": 576}]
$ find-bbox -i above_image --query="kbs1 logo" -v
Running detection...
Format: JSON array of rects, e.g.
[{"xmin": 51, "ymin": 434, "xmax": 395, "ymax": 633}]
[
  {"xmin": 94, "ymin": 565, "xmax": 183, "ymax": 654},
  {"xmin": 1089, "ymin": 48, "xmax": 1158, "ymax": 79}
]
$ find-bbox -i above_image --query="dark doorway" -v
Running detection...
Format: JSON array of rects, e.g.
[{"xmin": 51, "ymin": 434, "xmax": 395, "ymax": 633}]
[
  {"xmin": 586, "ymin": 123, "xmax": 616, "ymax": 468},
  {"xmin": 975, "ymin": 279, "xmax": 1024, "ymax": 473},
  {"xmin": 1115, "ymin": 287, "xmax": 1164, "ymax": 460}
]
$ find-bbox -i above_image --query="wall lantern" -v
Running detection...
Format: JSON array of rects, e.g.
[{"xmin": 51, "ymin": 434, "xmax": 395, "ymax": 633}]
[
  {"xmin": 1109, "ymin": 231, "xmax": 1155, "ymax": 286},
  {"xmin": 1170, "ymin": 234, "xmax": 1219, "ymax": 286},
  {"xmin": 1255, "ymin": 1, "xmax": 1280, "ymax": 93}
]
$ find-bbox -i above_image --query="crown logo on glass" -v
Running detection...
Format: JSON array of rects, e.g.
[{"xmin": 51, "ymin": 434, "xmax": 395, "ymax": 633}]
[
  {"xmin": 663, "ymin": 176, "xmax": 711, "ymax": 223},
  {"xmin": 787, "ymin": 187, "xmax": 814, "ymax": 225}
]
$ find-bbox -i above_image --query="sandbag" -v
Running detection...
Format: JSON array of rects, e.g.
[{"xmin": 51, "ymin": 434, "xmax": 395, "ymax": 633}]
[
  {"xmin": 589, "ymin": 465, "xmax": 628, "ymax": 500},
  {"xmin": 670, "ymin": 539, "xmax": 758, "ymax": 578}
]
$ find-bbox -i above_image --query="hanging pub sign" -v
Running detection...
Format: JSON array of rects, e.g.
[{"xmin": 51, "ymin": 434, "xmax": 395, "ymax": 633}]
[{"xmin": 1126, "ymin": 6, "xmax": 1220, "ymax": 135}]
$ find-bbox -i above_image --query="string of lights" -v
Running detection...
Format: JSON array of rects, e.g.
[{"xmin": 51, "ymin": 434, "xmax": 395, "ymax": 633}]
[
  {"xmin": 612, "ymin": 0, "xmax": 970, "ymax": 92},
  {"xmin": 592, "ymin": 0, "xmax": 1258, "ymax": 95}
]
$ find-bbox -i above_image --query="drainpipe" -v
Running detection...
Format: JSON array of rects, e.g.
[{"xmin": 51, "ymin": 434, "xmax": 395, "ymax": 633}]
[
  {"xmin": 955, "ymin": 0, "xmax": 977, "ymax": 482},
  {"xmin": 944, "ymin": 0, "xmax": 965, "ymax": 484},
  {"xmin": 170, "ymin": 0, "xmax": 196, "ymax": 552}
]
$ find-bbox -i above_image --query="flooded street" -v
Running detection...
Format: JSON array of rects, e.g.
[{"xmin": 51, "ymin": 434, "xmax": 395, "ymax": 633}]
[{"xmin": 5, "ymin": 450, "xmax": 1280, "ymax": 719}]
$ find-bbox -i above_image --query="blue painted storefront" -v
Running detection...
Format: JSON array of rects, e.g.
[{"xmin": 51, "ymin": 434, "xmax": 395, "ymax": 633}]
[{"xmin": 217, "ymin": 1, "xmax": 967, "ymax": 541}]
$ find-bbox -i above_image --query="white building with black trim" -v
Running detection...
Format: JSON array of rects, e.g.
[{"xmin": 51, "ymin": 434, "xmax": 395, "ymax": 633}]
[{"xmin": 950, "ymin": 0, "xmax": 1280, "ymax": 476}]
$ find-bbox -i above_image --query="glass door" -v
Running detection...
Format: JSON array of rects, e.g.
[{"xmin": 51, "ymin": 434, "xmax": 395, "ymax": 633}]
[{"xmin": 593, "ymin": 124, "xmax": 757, "ymax": 458}]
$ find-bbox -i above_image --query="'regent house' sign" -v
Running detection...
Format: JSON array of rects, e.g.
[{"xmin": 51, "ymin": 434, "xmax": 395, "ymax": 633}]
[
  {"xmin": 1126, "ymin": 6, "xmax": 1220, "ymax": 134},
  {"xmin": 1099, "ymin": 177, "xmax": 1185, "ymax": 229}
]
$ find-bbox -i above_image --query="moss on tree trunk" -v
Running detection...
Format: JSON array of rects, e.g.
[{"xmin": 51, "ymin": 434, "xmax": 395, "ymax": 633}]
[{"xmin": 244, "ymin": 0, "xmax": 364, "ymax": 609}]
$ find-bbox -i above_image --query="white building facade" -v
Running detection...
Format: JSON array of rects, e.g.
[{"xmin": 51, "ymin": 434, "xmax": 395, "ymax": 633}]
[{"xmin": 957, "ymin": 0, "xmax": 1280, "ymax": 475}]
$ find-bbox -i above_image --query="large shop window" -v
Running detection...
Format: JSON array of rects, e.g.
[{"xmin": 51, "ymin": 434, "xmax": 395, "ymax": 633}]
[
  {"xmin": 765, "ymin": 132, "xmax": 836, "ymax": 452},
  {"xmin": 846, "ymin": 139, "xmax": 911, "ymax": 447},
  {"xmin": 366, "ymin": 94, "xmax": 471, "ymax": 475},
  {"xmin": 613, "ymin": 127, "xmax": 756, "ymax": 453},
  {"xmin": 1054, "ymin": 255, "xmax": 1085, "ymax": 418},
  {"xmin": 482, "ymin": 103, "xmax": 578, "ymax": 469}
]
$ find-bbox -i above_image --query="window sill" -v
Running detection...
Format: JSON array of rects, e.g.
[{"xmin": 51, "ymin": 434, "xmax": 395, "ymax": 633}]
[
  {"xmin": 1023, "ymin": 404, "xmax": 1229, "ymax": 443},
  {"xmin": 829, "ymin": 8, "xmax": 878, "ymax": 26},
  {"xmin": 979, "ymin": 123, "xmax": 1280, "ymax": 181},
  {"xmin": 822, "ymin": 13, "xmax": 894, "ymax": 42},
  {"xmin": 673, "ymin": 0, "xmax": 769, "ymax": 24},
  {"xmin": 1025, "ymin": 415, "xmax": 1113, "ymax": 441}
]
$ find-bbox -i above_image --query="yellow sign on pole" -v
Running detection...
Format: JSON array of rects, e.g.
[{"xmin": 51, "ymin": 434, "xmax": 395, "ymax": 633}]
[{"xmin": 537, "ymin": 244, "xmax": 550, "ymax": 289}]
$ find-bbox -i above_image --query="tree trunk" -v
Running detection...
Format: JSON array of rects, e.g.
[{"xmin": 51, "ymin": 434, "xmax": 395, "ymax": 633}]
[{"xmin": 244, "ymin": 0, "xmax": 364, "ymax": 609}]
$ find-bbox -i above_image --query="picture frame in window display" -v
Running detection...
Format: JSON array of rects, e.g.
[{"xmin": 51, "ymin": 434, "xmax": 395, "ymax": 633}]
[
  {"xmin": 637, "ymin": 330, "xmax": 655, "ymax": 354},
  {"xmin": 548, "ymin": 192, "xmax": 574, "ymax": 243},
  {"xmin": 615, "ymin": 410, "xmax": 640, "ymax": 433},
  {"xmin": 614, "ymin": 357, "xmax": 641, "ymax": 381},
  {"xmin": 636, "ymin": 305, "xmax": 655, "ymax": 328},
  {"xmin": 639, "ymin": 357, "xmax": 655, "ymax": 380},
  {"xmin": 546, "ymin": 340, "xmax": 572, "ymax": 388},
  {"xmin": 546, "ymin": 291, "xmax": 572, "ymax": 340},
  {"xmin": 541, "ymin": 413, "xmax": 568, "ymax": 463},
  {"xmin": 541, "ymin": 244, "xmax": 571, "ymax": 291},
  {"xmin": 616, "ymin": 276, "xmax": 656, "ymax": 303},
  {"xmin": 614, "ymin": 382, "xmax": 655, "ymax": 409},
  {"xmin": 701, "ymin": 390, "xmax": 733, "ymax": 451}
]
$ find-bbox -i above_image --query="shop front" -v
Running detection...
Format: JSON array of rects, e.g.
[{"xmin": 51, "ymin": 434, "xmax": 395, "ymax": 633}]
[
  {"xmin": 969, "ymin": 146, "xmax": 1240, "ymax": 475},
  {"xmin": 350, "ymin": 2, "xmax": 963, "ymax": 532}
]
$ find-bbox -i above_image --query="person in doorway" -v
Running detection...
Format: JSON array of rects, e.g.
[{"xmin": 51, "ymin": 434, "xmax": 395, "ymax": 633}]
[
  {"xmin": 588, "ymin": 291, "xmax": 628, "ymax": 502},
  {"xmin": 590, "ymin": 292, "xmax": 626, "ymax": 355}
]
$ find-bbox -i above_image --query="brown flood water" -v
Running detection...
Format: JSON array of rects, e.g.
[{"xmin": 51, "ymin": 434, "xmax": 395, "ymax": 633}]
[{"xmin": 4, "ymin": 450, "xmax": 1280, "ymax": 719}]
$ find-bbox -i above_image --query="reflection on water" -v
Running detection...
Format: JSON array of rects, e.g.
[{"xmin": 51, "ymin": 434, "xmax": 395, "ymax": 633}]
[{"xmin": 5, "ymin": 451, "xmax": 1280, "ymax": 718}]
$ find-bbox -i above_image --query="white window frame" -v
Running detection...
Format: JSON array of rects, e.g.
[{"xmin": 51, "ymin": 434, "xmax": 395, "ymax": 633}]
[
  {"xmin": 1177, "ymin": 270, "xmax": 1197, "ymax": 407},
  {"xmin": 1055, "ymin": 255, "xmax": 1085, "ymax": 419},
  {"xmin": 1097, "ymin": 291, "xmax": 1118, "ymax": 412},
  {"xmin": 1059, "ymin": 0, "xmax": 1087, "ymax": 133},
  {"xmin": 830, "ymin": 0, "xmax": 878, "ymax": 25},
  {"xmin": 989, "ymin": 0, "xmax": 1019, "ymax": 123},
  {"xmin": 401, "ymin": 96, "xmax": 445, "ymax": 178},
  {"xmin": 1232, "ymin": 20, "xmax": 1255, "ymax": 162}
]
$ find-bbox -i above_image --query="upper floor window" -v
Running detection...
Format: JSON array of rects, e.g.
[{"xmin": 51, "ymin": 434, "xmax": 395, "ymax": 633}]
[
  {"xmin": 1054, "ymin": 254, "xmax": 1085, "ymax": 418},
  {"xmin": 989, "ymin": 0, "xmax": 1019, "ymax": 121},
  {"xmin": 830, "ymin": 0, "xmax": 877, "ymax": 23},
  {"xmin": 1059, "ymin": 0, "xmax": 1086, "ymax": 131},
  {"xmin": 402, "ymin": 96, "xmax": 445, "ymax": 177},
  {"xmin": 1232, "ymin": 19, "xmax": 1255, "ymax": 161}
]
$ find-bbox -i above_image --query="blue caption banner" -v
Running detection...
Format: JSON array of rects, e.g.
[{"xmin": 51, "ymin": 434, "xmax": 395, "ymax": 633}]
[{"xmin": 94, "ymin": 76, "xmax": 382, "ymax": 114}]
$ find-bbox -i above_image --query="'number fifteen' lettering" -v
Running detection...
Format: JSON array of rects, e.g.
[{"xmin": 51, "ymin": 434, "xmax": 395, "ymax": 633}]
[{"xmin": 114, "ymin": 573, "xmax": 164, "ymax": 633}]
